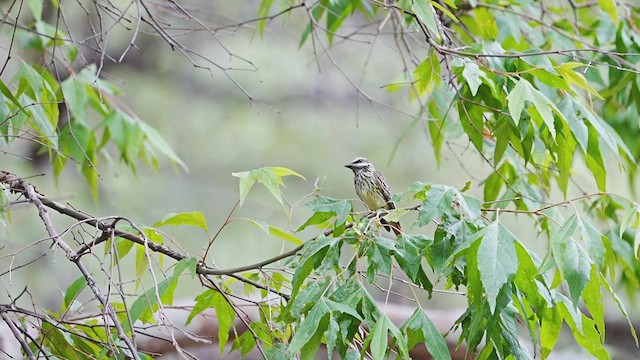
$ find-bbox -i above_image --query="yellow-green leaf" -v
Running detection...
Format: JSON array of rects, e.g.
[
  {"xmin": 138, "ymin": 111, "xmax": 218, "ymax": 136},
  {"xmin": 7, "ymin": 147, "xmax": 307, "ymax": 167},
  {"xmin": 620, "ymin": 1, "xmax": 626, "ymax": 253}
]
[
  {"xmin": 557, "ymin": 63, "xmax": 604, "ymax": 99},
  {"xmin": 598, "ymin": 0, "xmax": 618, "ymax": 25},
  {"xmin": 232, "ymin": 167, "xmax": 305, "ymax": 207}
]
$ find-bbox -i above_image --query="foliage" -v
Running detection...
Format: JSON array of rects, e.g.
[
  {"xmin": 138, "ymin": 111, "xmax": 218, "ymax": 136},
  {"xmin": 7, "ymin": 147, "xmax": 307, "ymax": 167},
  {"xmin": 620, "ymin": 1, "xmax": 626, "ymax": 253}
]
[{"xmin": 0, "ymin": 0, "xmax": 639, "ymax": 359}]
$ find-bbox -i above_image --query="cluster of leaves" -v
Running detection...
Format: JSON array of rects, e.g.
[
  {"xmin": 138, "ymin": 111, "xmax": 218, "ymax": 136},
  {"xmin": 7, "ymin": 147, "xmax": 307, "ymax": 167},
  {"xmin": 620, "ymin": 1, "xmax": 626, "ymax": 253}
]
[
  {"xmin": 194, "ymin": 174, "xmax": 637, "ymax": 359},
  {"xmin": 1, "ymin": 0, "xmax": 185, "ymax": 201}
]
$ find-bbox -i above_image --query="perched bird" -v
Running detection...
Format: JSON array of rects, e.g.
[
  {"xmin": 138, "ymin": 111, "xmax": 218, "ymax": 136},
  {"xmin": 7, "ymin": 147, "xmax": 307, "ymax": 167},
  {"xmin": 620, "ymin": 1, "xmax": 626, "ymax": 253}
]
[{"xmin": 345, "ymin": 157, "xmax": 402, "ymax": 236}]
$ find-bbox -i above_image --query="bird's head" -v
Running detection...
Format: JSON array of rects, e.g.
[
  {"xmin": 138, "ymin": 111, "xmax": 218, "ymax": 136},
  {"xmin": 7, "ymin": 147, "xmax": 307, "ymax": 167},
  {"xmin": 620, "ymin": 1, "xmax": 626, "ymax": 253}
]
[{"xmin": 345, "ymin": 157, "xmax": 375, "ymax": 174}]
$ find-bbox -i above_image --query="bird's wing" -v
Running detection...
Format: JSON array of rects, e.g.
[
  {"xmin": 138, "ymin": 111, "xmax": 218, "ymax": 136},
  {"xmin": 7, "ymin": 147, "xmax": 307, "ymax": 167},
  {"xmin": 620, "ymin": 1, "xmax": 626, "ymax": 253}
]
[{"xmin": 373, "ymin": 170, "xmax": 395, "ymax": 209}]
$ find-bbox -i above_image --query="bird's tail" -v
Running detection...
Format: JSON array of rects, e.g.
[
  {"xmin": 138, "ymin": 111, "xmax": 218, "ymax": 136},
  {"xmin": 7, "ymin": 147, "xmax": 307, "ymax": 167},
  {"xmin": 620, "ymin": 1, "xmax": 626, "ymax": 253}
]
[{"xmin": 382, "ymin": 220, "xmax": 402, "ymax": 237}]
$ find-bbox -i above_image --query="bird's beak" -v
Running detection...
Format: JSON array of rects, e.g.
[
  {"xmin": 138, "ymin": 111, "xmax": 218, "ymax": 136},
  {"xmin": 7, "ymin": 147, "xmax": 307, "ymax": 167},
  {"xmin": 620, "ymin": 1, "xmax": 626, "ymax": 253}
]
[{"xmin": 344, "ymin": 163, "xmax": 353, "ymax": 169}]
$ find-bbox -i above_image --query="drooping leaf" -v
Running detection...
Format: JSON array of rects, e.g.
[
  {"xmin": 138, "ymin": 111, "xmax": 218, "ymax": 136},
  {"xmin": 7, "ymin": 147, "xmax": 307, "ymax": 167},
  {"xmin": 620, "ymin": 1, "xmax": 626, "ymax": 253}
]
[
  {"xmin": 411, "ymin": 0, "xmax": 440, "ymax": 40},
  {"xmin": 402, "ymin": 308, "xmax": 452, "ymax": 360},
  {"xmin": 550, "ymin": 215, "xmax": 591, "ymax": 305},
  {"xmin": 476, "ymin": 221, "xmax": 518, "ymax": 313}
]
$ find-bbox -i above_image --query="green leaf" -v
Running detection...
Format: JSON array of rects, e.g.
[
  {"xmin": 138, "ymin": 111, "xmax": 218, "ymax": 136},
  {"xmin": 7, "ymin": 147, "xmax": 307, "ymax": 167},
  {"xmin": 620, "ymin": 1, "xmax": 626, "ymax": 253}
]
[
  {"xmin": 232, "ymin": 330, "xmax": 256, "ymax": 355},
  {"xmin": 299, "ymin": 197, "xmax": 351, "ymax": 235},
  {"xmin": 411, "ymin": 0, "xmax": 440, "ymax": 40},
  {"xmin": 288, "ymin": 300, "xmax": 330, "ymax": 354},
  {"xmin": 232, "ymin": 167, "xmax": 305, "ymax": 207},
  {"xmin": 415, "ymin": 184, "xmax": 453, "ymax": 226},
  {"xmin": 289, "ymin": 279, "xmax": 330, "ymax": 319},
  {"xmin": 138, "ymin": 121, "xmax": 188, "ymax": 171},
  {"xmin": 323, "ymin": 298, "xmax": 364, "ymax": 321},
  {"xmin": 506, "ymin": 78, "xmax": 561, "ymax": 138},
  {"xmin": 556, "ymin": 63, "xmax": 604, "ymax": 99},
  {"xmin": 62, "ymin": 276, "xmax": 88, "ymax": 312},
  {"xmin": 462, "ymin": 61, "xmax": 484, "ymax": 96},
  {"xmin": 402, "ymin": 308, "xmax": 452, "ymax": 360},
  {"xmin": 550, "ymin": 215, "xmax": 591, "ymax": 305},
  {"xmin": 256, "ymin": 0, "xmax": 275, "ymax": 35},
  {"xmin": 61, "ymin": 77, "xmax": 88, "ymax": 121},
  {"xmin": 153, "ymin": 211, "xmax": 208, "ymax": 232},
  {"xmin": 598, "ymin": 0, "xmax": 618, "ymax": 25},
  {"xmin": 246, "ymin": 219, "xmax": 303, "ymax": 245},
  {"xmin": 126, "ymin": 277, "xmax": 178, "ymax": 333},
  {"xmin": 477, "ymin": 221, "xmax": 518, "ymax": 313},
  {"xmin": 541, "ymin": 307, "xmax": 562, "ymax": 359},
  {"xmin": 186, "ymin": 290, "xmax": 235, "ymax": 355},
  {"xmin": 413, "ymin": 50, "xmax": 441, "ymax": 95},
  {"xmin": 582, "ymin": 267, "xmax": 604, "ymax": 342},
  {"xmin": 474, "ymin": 7, "xmax": 497, "ymax": 40},
  {"xmin": 173, "ymin": 257, "xmax": 198, "ymax": 278},
  {"xmin": 576, "ymin": 216, "xmax": 607, "ymax": 270},
  {"xmin": 506, "ymin": 79, "xmax": 528, "ymax": 126},
  {"xmin": 213, "ymin": 292, "xmax": 235, "ymax": 356},
  {"xmin": 27, "ymin": 0, "xmax": 42, "ymax": 21},
  {"xmin": 368, "ymin": 316, "xmax": 390, "ymax": 360}
]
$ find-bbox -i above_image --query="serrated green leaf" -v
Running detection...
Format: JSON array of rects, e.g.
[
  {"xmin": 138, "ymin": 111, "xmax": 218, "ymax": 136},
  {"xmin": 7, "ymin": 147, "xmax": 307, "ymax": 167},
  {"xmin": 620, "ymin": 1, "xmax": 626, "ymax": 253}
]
[
  {"xmin": 153, "ymin": 211, "xmax": 208, "ymax": 232},
  {"xmin": 300, "ymin": 197, "xmax": 351, "ymax": 235},
  {"xmin": 582, "ymin": 267, "xmax": 604, "ymax": 342},
  {"xmin": 576, "ymin": 216, "xmax": 607, "ymax": 269},
  {"xmin": 477, "ymin": 221, "xmax": 518, "ymax": 313},
  {"xmin": 541, "ymin": 307, "xmax": 562, "ymax": 359},
  {"xmin": 415, "ymin": 185, "xmax": 453, "ymax": 226},
  {"xmin": 550, "ymin": 215, "xmax": 591, "ymax": 305}
]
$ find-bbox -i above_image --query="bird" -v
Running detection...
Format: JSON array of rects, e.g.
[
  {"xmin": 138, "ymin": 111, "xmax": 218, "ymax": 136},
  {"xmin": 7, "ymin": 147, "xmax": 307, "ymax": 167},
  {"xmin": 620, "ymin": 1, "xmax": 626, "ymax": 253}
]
[{"xmin": 345, "ymin": 157, "xmax": 402, "ymax": 236}]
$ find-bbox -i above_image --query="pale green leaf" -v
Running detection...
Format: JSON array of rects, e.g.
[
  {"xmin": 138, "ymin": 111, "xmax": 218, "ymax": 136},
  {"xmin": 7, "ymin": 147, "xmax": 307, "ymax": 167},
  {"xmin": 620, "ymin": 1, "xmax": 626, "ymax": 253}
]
[
  {"xmin": 506, "ymin": 79, "xmax": 528, "ymax": 126},
  {"xmin": 598, "ymin": 0, "xmax": 618, "ymax": 25},
  {"xmin": 138, "ymin": 121, "xmax": 188, "ymax": 170},
  {"xmin": 557, "ymin": 63, "xmax": 604, "ymax": 99},
  {"xmin": 153, "ymin": 211, "xmax": 208, "ymax": 232},
  {"xmin": 245, "ymin": 218, "xmax": 303, "ymax": 245},
  {"xmin": 462, "ymin": 62, "xmax": 483, "ymax": 96},
  {"xmin": 61, "ymin": 77, "xmax": 88, "ymax": 121},
  {"xmin": 232, "ymin": 167, "xmax": 305, "ymax": 207},
  {"xmin": 411, "ymin": 0, "xmax": 440, "ymax": 40}
]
